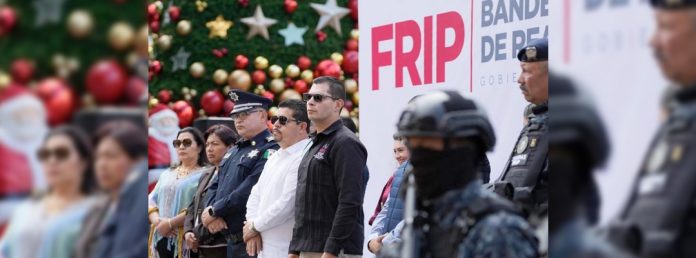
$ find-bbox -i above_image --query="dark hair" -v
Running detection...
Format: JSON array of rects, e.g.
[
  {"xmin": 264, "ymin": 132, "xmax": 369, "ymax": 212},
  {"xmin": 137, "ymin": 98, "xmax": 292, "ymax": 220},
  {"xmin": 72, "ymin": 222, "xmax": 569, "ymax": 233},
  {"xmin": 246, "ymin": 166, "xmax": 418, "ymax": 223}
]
[
  {"xmin": 341, "ymin": 117, "xmax": 357, "ymax": 134},
  {"xmin": 94, "ymin": 120, "xmax": 148, "ymax": 159},
  {"xmin": 205, "ymin": 124, "xmax": 238, "ymax": 147},
  {"xmin": 313, "ymin": 76, "xmax": 346, "ymax": 100},
  {"xmin": 393, "ymin": 134, "xmax": 404, "ymax": 142},
  {"xmin": 43, "ymin": 125, "xmax": 96, "ymax": 195},
  {"xmin": 176, "ymin": 127, "xmax": 208, "ymax": 167},
  {"xmin": 279, "ymin": 99, "xmax": 310, "ymax": 133}
]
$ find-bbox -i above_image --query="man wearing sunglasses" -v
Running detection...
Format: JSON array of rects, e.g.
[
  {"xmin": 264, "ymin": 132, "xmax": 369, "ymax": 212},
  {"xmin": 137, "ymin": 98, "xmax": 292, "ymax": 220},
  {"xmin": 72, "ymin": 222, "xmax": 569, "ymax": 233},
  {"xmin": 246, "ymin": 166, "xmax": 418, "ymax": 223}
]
[
  {"xmin": 244, "ymin": 99, "xmax": 311, "ymax": 257},
  {"xmin": 202, "ymin": 89, "xmax": 279, "ymax": 258},
  {"xmin": 289, "ymin": 76, "xmax": 367, "ymax": 258}
]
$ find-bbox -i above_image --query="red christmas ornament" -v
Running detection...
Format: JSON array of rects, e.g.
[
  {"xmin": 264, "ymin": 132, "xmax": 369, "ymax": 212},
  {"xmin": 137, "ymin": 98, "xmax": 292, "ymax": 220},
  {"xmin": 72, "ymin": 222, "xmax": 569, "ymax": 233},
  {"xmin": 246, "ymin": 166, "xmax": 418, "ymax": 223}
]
[
  {"xmin": 284, "ymin": 78, "xmax": 294, "ymax": 88},
  {"xmin": 293, "ymin": 80, "xmax": 308, "ymax": 94},
  {"xmin": 262, "ymin": 91, "xmax": 274, "ymax": 101},
  {"xmin": 168, "ymin": 6, "xmax": 181, "ymax": 22},
  {"xmin": 297, "ymin": 56, "xmax": 312, "ymax": 70},
  {"xmin": 223, "ymin": 99, "xmax": 235, "ymax": 114},
  {"xmin": 344, "ymin": 99, "xmax": 353, "ymax": 111},
  {"xmin": 252, "ymin": 70, "xmax": 266, "ymax": 85},
  {"xmin": 348, "ymin": 0, "xmax": 358, "ymax": 21},
  {"xmin": 346, "ymin": 39, "xmax": 358, "ymax": 51},
  {"xmin": 201, "ymin": 90, "xmax": 224, "ymax": 115},
  {"xmin": 86, "ymin": 60, "xmax": 128, "ymax": 104},
  {"xmin": 149, "ymin": 20, "xmax": 160, "ymax": 33},
  {"xmin": 212, "ymin": 49, "xmax": 223, "ymax": 58},
  {"xmin": 35, "ymin": 78, "xmax": 75, "ymax": 126},
  {"xmin": 238, "ymin": 0, "xmax": 249, "ymax": 7},
  {"xmin": 284, "ymin": 0, "xmax": 298, "ymax": 13},
  {"xmin": 0, "ymin": 6, "xmax": 18, "ymax": 36},
  {"xmin": 235, "ymin": 55, "xmax": 249, "ymax": 69},
  {"xmin": 221, "ymin": 48, "xmax": 228, "ymax": 55},
  {"xmin": 125, "ymin": 77, "xmax": 146, "ymax": 105},
  {"xmin": 316, "ymin": 31, "xmax": 327, "ymax": 42},
  {"xmin": 172, "ymin": 100, "xmax": 194, "ymax": 127},
  {"xmin": 157, "ymin": 89, "xmax": 172, "ymax": 104},
  {"xmin": 320, "ymin": 61, "xmax": 342, "ymax": 78},
  {"xmin": 10, "ymin": 59, "xmax": 35, "ymax": 84},
  {"xmin": 342, "ymin": 50, "xmax": 359, "ymax": 75},
  {"xmin": 150, "ymin": 60, "xmax": 163, "ymax": 75}
]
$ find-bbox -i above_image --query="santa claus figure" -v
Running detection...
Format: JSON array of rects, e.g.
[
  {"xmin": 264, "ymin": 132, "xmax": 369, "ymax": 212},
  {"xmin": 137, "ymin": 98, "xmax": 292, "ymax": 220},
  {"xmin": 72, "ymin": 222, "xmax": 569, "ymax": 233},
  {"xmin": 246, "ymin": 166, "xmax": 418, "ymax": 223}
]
[
  {"xmin": 0, "ymin": 84, "xmax": 48, "ymax": 236},
  {"xmin": 148, "ymin": 103, "xmax": 180, "ymax": 192}
]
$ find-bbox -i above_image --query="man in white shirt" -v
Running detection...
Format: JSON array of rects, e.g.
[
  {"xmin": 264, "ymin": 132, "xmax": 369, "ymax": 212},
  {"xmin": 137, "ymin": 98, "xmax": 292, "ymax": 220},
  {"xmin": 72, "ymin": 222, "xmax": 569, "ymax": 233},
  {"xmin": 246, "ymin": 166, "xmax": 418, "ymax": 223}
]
[{"xmin": 244, "ymin": 99, "xmax": 311, "ymax": 258}]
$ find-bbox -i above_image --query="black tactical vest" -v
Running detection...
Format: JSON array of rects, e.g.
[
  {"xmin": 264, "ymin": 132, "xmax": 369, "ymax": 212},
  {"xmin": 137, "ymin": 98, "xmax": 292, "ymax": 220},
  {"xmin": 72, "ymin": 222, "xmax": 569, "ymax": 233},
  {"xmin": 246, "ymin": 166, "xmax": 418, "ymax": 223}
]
[
  {"xmin": 497, "ymin": 104, "xmax": 549, "ymax": 215},
  {"xmin": 619, "ymin": 86, "xmax": 696, "ymax": 258}
]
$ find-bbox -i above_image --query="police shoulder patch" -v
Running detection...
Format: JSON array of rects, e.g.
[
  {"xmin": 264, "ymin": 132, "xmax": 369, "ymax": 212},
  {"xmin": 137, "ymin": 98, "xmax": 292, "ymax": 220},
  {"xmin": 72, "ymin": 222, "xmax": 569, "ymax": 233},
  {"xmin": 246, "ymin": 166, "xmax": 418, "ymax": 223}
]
[{"xmin": 263, "ymin": 149, "xmax": 276, "ymax": 159}]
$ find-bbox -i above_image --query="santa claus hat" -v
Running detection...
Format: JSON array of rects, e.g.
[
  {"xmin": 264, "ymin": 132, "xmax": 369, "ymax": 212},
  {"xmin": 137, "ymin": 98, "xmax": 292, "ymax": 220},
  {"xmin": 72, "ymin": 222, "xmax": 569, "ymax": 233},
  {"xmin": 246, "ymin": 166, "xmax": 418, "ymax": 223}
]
[
  {"xmin": 0, "ymin": 84, "xmax": 44, "ymax": 114},
  {"xmin": 149, "ymin": 103, "xmax": 178, "ymax": 122}
]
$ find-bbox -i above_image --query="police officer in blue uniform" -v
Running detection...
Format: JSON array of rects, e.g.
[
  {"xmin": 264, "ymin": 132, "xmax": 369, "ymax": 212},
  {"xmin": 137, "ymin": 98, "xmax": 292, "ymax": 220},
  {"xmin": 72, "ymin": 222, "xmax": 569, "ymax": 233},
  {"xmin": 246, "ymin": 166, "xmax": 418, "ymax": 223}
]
[
  {"xmin": 491, "ymin": 38, "xmax": 549, "ymax": 223},
  {"xmin": 607, "ymin": 0, "xmax": 696, "ymax": 257},
  {"xmin": 380, "ymin": 91, "xmax": 538, "ymax": 258},
  {"xmin": 547, "ymin": 73, "xmax": 634, "ymax": 258},
  {"xmin": 201, "ymin": 90, "xmax": 279, "ymax": 258}
]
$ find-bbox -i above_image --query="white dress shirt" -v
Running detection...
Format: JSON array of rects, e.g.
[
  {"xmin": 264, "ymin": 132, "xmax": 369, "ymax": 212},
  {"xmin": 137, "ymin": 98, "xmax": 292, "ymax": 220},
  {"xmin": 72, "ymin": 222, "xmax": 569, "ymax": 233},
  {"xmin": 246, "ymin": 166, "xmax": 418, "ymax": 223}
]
[{"xmin": 246, "ymin": 138, "xmax": 311, "ymax": 258}]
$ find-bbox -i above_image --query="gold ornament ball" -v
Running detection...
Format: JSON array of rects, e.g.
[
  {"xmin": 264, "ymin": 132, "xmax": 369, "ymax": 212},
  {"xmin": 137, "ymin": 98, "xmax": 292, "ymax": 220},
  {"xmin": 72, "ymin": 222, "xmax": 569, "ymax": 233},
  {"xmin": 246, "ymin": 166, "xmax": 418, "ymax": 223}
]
[
  {"xmin": 350, "ymin": 29, "xmax": 359, "ymax": 40},
  {"xmin": 285, "ymin": 64, "xmax": 300, "ymax": 79},
  {"xmin": 228, "ymin": 69, "xmax": 252, "ymax": 91},
  {"xmin": 190, "ymin": 62, "xmax": 206, "ymax": 78},
  {"xmin": 330, "ymin": 52, "xmax": 344, "ymax": 65},
  {"xmin": 67, "ymin": 10, "xmax": 94, "ymax": 38},
  {"xmin": 280, "ymin": 89, "xmax": 301, "ymax": 101},
  {"xmin": 270, "ymin": 79, "xmax": 285, "ymax": 93},
  {"xmin": 340, "ymin": 108, "xmax": 350, "ymax": 118},
  {"xmin": 213, "ymin": 69, "xmax": 229, "ymax": 85},
  {"xmin": 199, "ymin": 109, "xmax": 207, "ymax": 117},
  {"xmin": 108, "ymin": 22, "xmax": 135, "ymax": 51},
  {"xmin": 254, "ymin": 56, "xmax": 269, "ymax": 70},
  {"xmin": 182, "ymin": 87, "xmax": 190, "ymax": 95},
  {"xmin": 344, "ymin": 79, "xmax": 358, "ymax": 94},
  {"xmin": 352, "ymin": 92, "xmax": 359, "ymax": 105},
  {"xmin": 177, "ymin": 20, "xmax": 192, "ymax": 36},
  {"xmin": 0, "ymin": 71, "xmax": 10, "ymax": 89},
  {"xmin": 156, "ymin": 34, "xmax": 173, "ymax": 51},
  {"xmin": 136, "ymin": 25, "xmax": 149, "ymax": 56},
  {"xmin": 268, "ymin": 65, "xmax": 283, "ymax": 79},
  {"xmin": 184, "ymin": 94, "xmax": 192, "ymax": 101},
  {"xmin": 149, "ymin": 97, "xmax": 159, "ymax": 107},
  {"xmin": 223, "ymin": 86, "xmax": 232, "ymax": 95},
  {"xmin": 253, "ymin": 85, "xmax": 265, "ymax": 95},
  {"xmin": 268, "ymin": 107, "xmax": 279, "ymax": 117},
  {"xmin": 154, "ymin": 1, "xmax": 164, "ymax": 11},
  {"xmin": 300, "ymin": 69, "xmax": 314, "ymax": 83},
  {"xmin": 190, "ymin": 89, "xmax": 198, "ymax": 97}
]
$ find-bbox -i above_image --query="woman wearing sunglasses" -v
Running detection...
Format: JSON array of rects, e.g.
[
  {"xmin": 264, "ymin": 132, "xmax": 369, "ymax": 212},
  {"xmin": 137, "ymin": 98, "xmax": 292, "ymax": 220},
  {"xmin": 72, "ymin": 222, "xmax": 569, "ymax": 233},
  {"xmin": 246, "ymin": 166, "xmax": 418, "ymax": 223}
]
[
  {"xmin": 148, "ymin": 127, "xmax": 208, "ymax": 258},
  {"xmin": 0, "ymin": 126, "xmax": 96, "ymax": 258},
  {"xmin": 184, "ymin": 124, "xmax": 237, "ymax": 258}
]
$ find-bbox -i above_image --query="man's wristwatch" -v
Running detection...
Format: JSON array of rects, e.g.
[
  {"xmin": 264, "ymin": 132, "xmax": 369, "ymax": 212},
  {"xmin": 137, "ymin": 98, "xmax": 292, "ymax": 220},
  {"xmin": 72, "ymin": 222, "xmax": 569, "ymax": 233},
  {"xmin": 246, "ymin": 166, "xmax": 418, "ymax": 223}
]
[{"xmin": 207, "ymin": 207, "xmax": 215, "ymax": 217}]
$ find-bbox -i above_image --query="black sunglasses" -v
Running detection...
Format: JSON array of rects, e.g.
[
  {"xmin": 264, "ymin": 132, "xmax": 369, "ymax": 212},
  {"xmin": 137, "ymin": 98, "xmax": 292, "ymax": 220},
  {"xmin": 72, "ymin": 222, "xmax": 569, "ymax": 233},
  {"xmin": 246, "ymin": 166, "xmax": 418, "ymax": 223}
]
[
  {"xmin": 173, "ymin": 139, "xmax": 194, "ymax": 148},
  {"xmin": 37, "ymin": 147, "xmax": 71, "ymax": 162},
  {"xmin": 271, "ymin": 115, "xmax": 299, "ymax": 125},
  {"xmin": 302, "ymin": 93, "xmax": 338, "ymax": 103}
]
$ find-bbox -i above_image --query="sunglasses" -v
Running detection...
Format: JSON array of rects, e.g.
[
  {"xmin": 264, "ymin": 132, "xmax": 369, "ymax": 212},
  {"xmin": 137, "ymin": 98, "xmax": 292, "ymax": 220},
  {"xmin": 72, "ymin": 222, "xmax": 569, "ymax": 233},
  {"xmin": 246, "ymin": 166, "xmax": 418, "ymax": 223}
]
[
  {"xmin": 302, "ymin": 93, "xmax": 338, "ymax": 103},
  {"xmin": 271, "ymin": 115, "xmax": 299, "ymax": 126},
  {"xmin": 231, "ymin": 109, "xmax": 262, "ymax": 120},
  {"xmin": 173, "ymin": 139, "xmax": 194, "ymax": 148},
  {"xmin": 37, "ymin": 147, "xmax": 71, "ymax": 162}
]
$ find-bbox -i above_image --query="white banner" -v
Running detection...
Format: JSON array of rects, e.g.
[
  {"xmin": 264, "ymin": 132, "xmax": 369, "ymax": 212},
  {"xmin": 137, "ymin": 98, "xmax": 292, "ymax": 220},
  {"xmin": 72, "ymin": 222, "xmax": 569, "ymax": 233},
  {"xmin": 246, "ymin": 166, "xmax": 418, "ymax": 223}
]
[
  {"xmin": 359, "ymin": 0, "xmax": 549, "ymax": 254},
  {"xmin": 549, "ymin": 0, "xmax": 666, "ymax": 224}
]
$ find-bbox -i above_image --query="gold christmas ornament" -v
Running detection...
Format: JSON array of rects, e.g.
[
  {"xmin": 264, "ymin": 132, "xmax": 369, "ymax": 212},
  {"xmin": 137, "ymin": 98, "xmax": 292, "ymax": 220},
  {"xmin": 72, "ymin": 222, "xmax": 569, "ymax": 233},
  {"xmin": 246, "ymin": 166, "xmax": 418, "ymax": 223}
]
[
  {"xmin": 285, "ymin": 64, "xmax": 300, "ymax": 79},
  {"xmin": 108, "ymin": 22, "xmax": 135, "ymax": 51},
  {"xmin": 190, "ymin": 89, "xmax": 198, "ymax": 97},
  {"xmin": 184, "ymin": 94, "xmax": 192, "ymax": 101},
  {"xmin": 344, "ymin": 79, "xmax": 358, "ymax": 94},
  {"xmin": 189, "ymin": 62, "xmax": 205, "ymax": 78},
  {"xmin": 82, "ymin": 94, "xmax": 96, "ymax": 109},
  {"xmin": 268, "ymin": 65, "xmax": 283, "ymax": 79},
  {"xmin": 352, "ymin": 91, "xmax": 359, "ymax": 105},
  {"xmin": 228, "ymin": 69, "xmax": 252, "ymax": 91},
  {"xmin": 0, "ymin": 71, "xmax": 10, "ymax": 89},
  {"xmin": 269, "ymin": 78, "xmax": 285, "ymax": 93},
  {"xmin": 156, "ymin": 34, "xmax": 173, "ymax": 51},
  {"xmin": 330, "ymin": 52, "xmax": 344, "ymax": 65},
  {"xmin": 206, "ymin": 15, "xmax": 233, "ymax": 39},
  {"xmin": 153, "ymin": 1, "xmax": 164, "ymax": 11},
  {"xmin": 340, "ymin": 108, "xmax": 350, "ymax": 118},
  {"xmin": 222, "ymin": 86, "xmax": 232, "ymax": 95},
  {"xmin": 268, "ymin": 106, "xmax": 279, "ymax": 117},
  {"xmin": 176, "ymin": 20, "xmax": 192, "ymax": 36},
  {"xmin": 149, "ymin": 97, "xmax": 159, "ymax": 107},
  {"xmin": 182, "ymin": 87, "xmax": 190, "ymax": 95},
  {"xmin": 300, "ymin": 69, "xmax": 314, "ymax": 83},
  {"xmin": 350, "ymin": 29, "xmax": 359, "ymax": 40},
  {"xmin": 66, "ymin": 10, "xmax": 93, "ymax": 38},
  {"xmin": 135, "ymin": 25, "xmax": 149, "ymax": 56},
  {"xmin": 195, "ymin": 0, "xmax": 208, "ymax": 12},
  {"xmin": 213, "ymin": 69, "xmax": 229, "ymax": 85},
  {"xmin": 254, "ymin": 56, "xmax": 269, "ymax": 70},
  {"xmin": 280, "ymin": 89, "xmax": 301, "ymax": 101}
]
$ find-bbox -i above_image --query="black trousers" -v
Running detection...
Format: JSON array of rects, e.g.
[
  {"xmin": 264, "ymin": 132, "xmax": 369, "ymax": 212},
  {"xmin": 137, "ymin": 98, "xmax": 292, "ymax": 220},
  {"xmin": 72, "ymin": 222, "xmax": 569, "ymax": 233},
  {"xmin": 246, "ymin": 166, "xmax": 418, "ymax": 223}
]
[{"xmin": 156, "ymin": 238, "xmax": 200, "ymax": 258}]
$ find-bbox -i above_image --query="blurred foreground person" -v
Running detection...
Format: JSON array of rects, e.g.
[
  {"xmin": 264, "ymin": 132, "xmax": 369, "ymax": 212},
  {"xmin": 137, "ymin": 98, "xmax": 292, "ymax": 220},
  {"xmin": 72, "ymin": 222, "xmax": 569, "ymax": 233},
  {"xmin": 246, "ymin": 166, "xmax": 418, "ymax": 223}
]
[
  {"xmin": 491, "ymin": 38, "xmax": 549, "ymax": 224},
  {"xmin": 547, "ymin": 74, "xmax": 633, "ymax": 258},
  {"xmin": 184, "ymin": 125, "xmax": 237, "ymax": 258},
  {"xmin": 0, "ymin": 126, "xmax": 96, "ymax": 258},
  {"xmin": 606, "ymin": 0, "xmax": 696, "ymax": 257},
  {"xmin": 149, "ymin": 127, "xmax": 208, "ymax": 258},
  {"xmin": 380, "ymin": 91, "xmax": 538, "ymax": 258}
]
